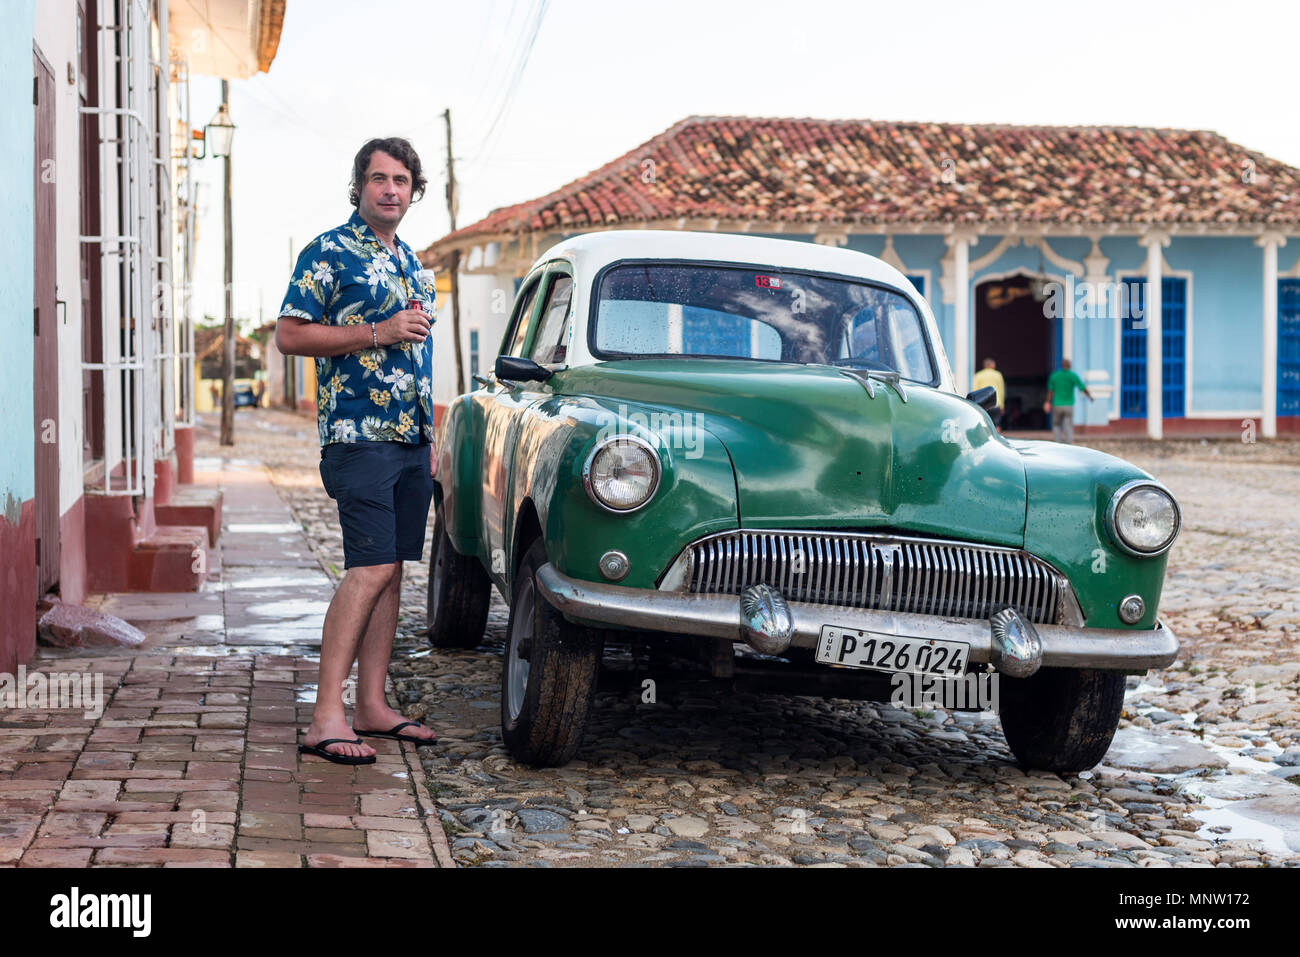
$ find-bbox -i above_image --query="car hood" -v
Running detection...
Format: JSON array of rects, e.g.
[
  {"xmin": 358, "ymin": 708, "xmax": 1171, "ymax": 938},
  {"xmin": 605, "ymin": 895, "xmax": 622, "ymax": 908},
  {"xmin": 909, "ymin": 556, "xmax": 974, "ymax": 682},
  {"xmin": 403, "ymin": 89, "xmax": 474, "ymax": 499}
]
[{"xmin": 560, "ymin": 360, "xmax": 1027, "ymax": 546}]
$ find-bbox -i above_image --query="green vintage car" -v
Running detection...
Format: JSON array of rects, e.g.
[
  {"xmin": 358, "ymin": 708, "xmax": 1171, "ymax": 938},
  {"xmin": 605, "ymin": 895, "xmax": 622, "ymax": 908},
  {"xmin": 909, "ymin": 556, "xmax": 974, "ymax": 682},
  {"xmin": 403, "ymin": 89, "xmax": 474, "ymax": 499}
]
[{"xmin": 427, "ymin": 230, "xmax": 1180, "ymax": 771}]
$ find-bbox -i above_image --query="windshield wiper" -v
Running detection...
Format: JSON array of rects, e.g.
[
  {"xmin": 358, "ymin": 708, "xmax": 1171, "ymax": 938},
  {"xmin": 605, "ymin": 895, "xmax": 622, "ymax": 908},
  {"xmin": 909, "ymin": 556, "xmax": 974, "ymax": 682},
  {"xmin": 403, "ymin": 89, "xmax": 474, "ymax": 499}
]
[{"xmin": 836, "ymin": 367, "xmax": 908, "ymax": 403}]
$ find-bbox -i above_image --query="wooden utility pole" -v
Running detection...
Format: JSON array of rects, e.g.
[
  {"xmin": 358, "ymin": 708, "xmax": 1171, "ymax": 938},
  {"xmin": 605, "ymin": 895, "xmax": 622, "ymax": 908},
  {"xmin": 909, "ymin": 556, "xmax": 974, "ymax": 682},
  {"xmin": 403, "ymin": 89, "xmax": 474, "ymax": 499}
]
[
  {"xmin": 443, "ymin": 108, "xmax": 465, "ymax": 394},
  {"xmin": 284, "ymin": 236, "xmax": 295, "ymax": 406},
  {"xmin": 219, "ymin": 79, "xmax": 235, "ymax": 445}
]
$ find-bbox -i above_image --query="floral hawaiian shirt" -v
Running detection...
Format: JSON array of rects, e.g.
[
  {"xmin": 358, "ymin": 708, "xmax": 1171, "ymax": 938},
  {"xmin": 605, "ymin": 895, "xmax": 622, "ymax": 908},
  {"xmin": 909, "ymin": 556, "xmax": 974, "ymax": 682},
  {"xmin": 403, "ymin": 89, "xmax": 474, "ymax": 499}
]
[{"xmin": 278, "ymin": 210, "xmax": 435, "ymax": 446}]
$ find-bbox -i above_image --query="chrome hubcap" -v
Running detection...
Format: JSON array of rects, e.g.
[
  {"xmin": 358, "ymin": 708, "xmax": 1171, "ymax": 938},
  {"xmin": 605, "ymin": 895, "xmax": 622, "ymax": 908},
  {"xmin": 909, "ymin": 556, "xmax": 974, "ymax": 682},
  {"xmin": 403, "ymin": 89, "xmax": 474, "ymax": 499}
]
[{"xmin": 506, "ymin": 579, "xmax": 533, "ymax": 723}]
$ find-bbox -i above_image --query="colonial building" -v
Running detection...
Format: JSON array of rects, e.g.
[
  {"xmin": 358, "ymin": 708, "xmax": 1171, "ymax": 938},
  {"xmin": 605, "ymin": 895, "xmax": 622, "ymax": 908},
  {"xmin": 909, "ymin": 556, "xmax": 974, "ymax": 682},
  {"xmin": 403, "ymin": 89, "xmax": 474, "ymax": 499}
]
[
  {"xmin": 421, "ymin": 115, "xmax": 1300, "ymax": 440},
  {"xmin": 1, "ymin": 0, "xmax": 285, "ymax": 673}
]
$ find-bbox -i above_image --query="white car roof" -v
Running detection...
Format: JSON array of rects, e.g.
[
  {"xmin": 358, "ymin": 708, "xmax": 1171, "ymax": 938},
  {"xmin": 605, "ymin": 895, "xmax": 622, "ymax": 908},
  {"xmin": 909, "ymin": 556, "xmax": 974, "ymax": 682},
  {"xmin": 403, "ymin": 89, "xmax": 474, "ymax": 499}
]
[
  {"xmin": 536, "ymin": 229, "xmax": 912, "ymax": 287},
  {"xmin": 530, "ymin": 229, "xmax": 955, "ymax": 391}
]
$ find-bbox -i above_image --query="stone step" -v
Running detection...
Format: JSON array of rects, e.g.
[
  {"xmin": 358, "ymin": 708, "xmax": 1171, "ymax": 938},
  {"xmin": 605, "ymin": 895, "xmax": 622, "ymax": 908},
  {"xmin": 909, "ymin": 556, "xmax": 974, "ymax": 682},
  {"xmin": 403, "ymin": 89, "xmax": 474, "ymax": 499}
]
[
  {"xmin": 127, "ymin": 525, "xmax": 208, "ymax": 592},
  {"xmin": 154, "ymin": 486, "xmax": 223, "ymax": 547}
]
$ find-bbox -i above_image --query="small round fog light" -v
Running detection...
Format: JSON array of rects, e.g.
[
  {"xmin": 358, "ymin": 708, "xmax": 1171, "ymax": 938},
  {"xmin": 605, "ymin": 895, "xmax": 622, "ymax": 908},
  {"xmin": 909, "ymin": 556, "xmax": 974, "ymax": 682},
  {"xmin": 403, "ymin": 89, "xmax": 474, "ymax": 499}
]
[
  {"xmin": 599, "ymin": 550, "xmax": 629, "ymax": 582},
  {"xmin": 1118, "ymin": 594, "xmax": 1146, "ymax": 624}
]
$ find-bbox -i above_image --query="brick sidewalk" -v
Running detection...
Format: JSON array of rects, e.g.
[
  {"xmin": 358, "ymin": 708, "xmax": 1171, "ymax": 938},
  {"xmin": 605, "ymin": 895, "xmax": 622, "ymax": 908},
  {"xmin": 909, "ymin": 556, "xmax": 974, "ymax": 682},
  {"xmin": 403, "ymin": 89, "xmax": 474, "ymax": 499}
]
[{"xmin": 0, "ymin": 456, "xmax": 453, "ymax": 868}]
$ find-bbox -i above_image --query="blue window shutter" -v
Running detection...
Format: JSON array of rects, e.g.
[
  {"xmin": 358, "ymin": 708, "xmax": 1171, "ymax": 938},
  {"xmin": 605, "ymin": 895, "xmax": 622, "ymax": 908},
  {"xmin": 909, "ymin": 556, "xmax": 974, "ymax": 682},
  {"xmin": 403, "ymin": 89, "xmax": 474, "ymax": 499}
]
[
  {"xmin": 1120, "ymin": 277, "xmax": 1187, "ymax": 419},
  {"xmin": 1120, "ymin": 278, "xmax": 1146, "ymax": 419},
  {"xmin": 1280, "ymin": 279, "xmax": 1300, "ymax": 416},
  {"xmin": 1162, "ymin": 277, "xmax": 1186, "ymax": 418}
]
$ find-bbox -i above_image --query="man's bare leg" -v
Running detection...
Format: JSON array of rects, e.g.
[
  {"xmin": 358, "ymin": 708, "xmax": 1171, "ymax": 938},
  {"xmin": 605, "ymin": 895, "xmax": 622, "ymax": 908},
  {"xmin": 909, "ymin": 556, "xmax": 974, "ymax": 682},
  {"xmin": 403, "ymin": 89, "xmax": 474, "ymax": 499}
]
[
  {"xmin": 353, "ymin": 562, "xmax": 436, "ymax": 741},
  {"xmin": 303, "ymin": 562, "xmax": 398, "ymax": 759}
]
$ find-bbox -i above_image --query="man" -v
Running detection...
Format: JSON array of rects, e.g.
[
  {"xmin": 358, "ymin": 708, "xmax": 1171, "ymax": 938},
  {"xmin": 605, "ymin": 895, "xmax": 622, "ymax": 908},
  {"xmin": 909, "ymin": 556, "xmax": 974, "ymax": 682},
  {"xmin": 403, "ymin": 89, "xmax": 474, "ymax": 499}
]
[
  {"xmin": 276, "ymin": 138, "xmax": 438, "ymax": 764},
  {"xmin": 971, "ymin": 357, "xmax": 1005, "ymax": 430},
  {"xmin": 1045, "ymin": 358, "xmax": 1093, "ymax": 445}
]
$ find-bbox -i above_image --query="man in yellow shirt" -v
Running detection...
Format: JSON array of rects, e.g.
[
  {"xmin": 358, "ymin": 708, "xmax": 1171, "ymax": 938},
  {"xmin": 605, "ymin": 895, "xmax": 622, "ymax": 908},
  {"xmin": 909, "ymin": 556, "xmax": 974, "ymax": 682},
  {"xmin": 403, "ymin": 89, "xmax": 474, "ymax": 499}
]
[{"xmin": 972, "ymin": 357, "xmax": 1006, "ymax": 430}]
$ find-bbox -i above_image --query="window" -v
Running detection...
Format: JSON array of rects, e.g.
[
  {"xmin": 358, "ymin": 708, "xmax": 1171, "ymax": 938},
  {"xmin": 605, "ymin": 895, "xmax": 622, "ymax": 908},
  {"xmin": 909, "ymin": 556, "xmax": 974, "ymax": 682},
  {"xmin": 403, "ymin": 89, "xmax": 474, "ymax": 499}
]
[
  {"xmin": 1119, "ymin": 277, "xmax": 1187, "ymax": 419},
  {"xmin": 469, "ymin": 330, "xmax": 479, "ymax": 377},
  {"xmin": 529, "ymin": 274, "xmax": 574, "ymax": 365},
  {"xmin": 1279, "ymin": 280, "xmax": 1300, "ymax": 416},
  {"xmin": 905, "ymin": 275, "xmax": 926, "ymax": 298},
  {"xmin": 504, "ymin": 279, "xmax": 541, "ymax": 357},
  {"xmin": 593, "ymin": 262, "xmax": 935, "ymax": 383}
]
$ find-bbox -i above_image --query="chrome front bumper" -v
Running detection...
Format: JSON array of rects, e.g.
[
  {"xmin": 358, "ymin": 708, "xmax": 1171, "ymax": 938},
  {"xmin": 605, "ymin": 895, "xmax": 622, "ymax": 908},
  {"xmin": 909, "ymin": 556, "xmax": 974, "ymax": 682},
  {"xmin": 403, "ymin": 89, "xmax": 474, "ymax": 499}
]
[{"xmin": 535, "ymin": 563, "xmax": 1179, "ymax": 673}]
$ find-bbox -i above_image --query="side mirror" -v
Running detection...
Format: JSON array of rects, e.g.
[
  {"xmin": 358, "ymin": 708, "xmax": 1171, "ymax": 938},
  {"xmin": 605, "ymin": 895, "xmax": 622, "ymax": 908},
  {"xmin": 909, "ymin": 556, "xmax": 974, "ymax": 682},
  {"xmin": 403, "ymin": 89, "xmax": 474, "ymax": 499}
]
[
  {"xmin": 966, "ymin": 386, "xmax": 998, "ymax": 412},
  {"xmin": 495, "ymin": 355, "xmax": 553, "ymax": 383}
]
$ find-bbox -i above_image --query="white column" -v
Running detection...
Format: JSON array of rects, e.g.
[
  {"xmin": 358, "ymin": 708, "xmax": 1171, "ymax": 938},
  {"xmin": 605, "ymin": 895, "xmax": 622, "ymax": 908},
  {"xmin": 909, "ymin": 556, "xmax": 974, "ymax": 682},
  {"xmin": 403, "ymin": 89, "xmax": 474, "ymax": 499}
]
[
  {"xmin": 949, "ymin": 233, "xmax": 974, "ymax": 394},
  {"xmin": 1257, "ymin": 232, "xmax": 1285, "ymax": 440},
  {"xmin": 1140, "ymin": 231, "xmax": 1170, "ymax": 440}
]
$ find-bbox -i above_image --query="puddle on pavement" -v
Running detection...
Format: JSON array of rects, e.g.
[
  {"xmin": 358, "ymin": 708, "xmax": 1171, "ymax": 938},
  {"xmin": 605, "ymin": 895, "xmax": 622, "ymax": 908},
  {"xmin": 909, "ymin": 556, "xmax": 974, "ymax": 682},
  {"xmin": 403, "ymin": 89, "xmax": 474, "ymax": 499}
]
[
  {"xmin": 227, "ymin": 575, "xmax": 332, "ymax": 590},
  {"xmin": 225, "ymin": 523, "xmax": 301, "ymax": 534},
  {"xmin": 295, "ymin": 683, "xmax": 317, "ymax": 703},
  {"xmin": 195, "ymin": 457, "xmax": 262, "ymax": 469},
  {"xmin": 236, "ymin": 600, "xmax": 330, "ymax": 619},
  {"xmin": 1117, "ymin": 682, "xmax": 1300, "ymax": 858},
  {"xmin": 154, "ymin": 646, "xmax": 251, "ymax": 657},
  {"xmin": 1190, "ymin": 799, "xmax": 1300, "ymax": 857}
]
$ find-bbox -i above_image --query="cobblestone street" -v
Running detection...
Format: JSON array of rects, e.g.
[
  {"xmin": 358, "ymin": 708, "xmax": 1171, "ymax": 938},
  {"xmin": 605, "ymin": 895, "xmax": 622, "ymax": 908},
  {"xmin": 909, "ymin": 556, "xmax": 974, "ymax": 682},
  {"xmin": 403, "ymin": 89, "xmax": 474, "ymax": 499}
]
[
  {"xmin": 6, "ymin": 408, "xmax": 1299, "ymax": 868},
  {"xmin": 242, "ymin": 410, "xmax": 1300, "ymax": 869}
]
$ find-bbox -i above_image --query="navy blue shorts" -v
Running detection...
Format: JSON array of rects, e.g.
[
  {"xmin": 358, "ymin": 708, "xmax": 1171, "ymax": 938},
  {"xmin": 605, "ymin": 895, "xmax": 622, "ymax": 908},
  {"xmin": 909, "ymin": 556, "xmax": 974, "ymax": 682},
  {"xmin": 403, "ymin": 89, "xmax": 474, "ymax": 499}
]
[{"xmin": 319, "ymin": 441, "xmax": 435, "ymax": 569}]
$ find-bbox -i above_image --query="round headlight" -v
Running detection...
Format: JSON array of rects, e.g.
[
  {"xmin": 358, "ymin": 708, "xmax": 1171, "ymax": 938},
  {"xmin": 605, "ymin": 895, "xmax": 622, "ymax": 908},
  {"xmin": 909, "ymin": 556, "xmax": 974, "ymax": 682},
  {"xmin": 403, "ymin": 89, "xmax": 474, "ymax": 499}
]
[
  {"xmin": 1107, "ymin": 480, "xmax": 1180, "ymax": 556},
  {"xmin": 583, "ymin": 436, "xmax": 661, "ymax": 513}
]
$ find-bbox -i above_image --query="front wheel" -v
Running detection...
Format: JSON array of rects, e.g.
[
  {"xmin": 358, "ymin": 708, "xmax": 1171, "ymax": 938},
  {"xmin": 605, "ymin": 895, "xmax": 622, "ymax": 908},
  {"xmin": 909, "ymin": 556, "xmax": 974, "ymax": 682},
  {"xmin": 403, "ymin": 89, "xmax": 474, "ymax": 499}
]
[
  {"xmin": 501, "ymin": 540, "xmax": 603, "ymax": 767},
  {"xmin": 425, "ymin": 500, "xmax": 491, "ymax": 649},
  {"xmin": 998, "ymin": 667, "xmax": 1126, "ymax": 773}
]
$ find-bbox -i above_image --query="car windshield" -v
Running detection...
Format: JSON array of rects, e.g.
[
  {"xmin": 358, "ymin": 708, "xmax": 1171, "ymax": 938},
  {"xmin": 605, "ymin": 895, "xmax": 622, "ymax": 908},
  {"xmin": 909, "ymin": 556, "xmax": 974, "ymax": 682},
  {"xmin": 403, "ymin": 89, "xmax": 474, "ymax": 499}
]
[{"xmin": 592, "ymin": 262, "xmax": 936, "ymax": 383}]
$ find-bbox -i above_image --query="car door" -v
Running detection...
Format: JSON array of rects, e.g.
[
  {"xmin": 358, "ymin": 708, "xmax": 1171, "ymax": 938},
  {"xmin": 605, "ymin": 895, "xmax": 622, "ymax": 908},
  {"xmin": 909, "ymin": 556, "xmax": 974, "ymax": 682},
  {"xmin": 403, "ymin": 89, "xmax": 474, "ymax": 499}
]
[
  {"xmin": 479, "ymin": 264, "xmax": 578, "ymax": 588},
  {"xmin": 478, "ymin": 269, "xmax": 547, "ymax": 582}
]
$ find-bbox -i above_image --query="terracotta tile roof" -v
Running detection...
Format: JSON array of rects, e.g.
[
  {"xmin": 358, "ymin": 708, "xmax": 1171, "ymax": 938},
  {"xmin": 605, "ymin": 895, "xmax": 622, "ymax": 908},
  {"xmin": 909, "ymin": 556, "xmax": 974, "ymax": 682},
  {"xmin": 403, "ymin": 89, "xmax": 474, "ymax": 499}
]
[{"xmin": 424, "ymin": 115, "xmax": 1300, "ymax": 257}]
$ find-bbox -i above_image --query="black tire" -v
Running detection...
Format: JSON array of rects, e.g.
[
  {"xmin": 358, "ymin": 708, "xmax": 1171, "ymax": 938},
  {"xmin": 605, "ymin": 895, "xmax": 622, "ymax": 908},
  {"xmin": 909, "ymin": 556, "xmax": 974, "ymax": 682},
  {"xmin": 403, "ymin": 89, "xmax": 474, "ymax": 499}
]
[
  {"xmin": 998, "ymin": 667, "xmax": 1126, "ymax": 773},
  {"xmin": 425, "ymin": 500, "xmax": 491, "ymax": 649},
  {"xmin": 501, "ymin": 539, "xmax": 603, "ymax": 767}
]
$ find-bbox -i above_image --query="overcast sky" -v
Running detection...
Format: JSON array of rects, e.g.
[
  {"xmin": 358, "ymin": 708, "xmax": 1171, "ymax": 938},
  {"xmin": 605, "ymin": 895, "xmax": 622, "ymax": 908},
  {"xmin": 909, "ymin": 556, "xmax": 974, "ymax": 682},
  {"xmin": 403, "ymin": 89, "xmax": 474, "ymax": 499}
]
[{"xmin": 186, "ymin": 0, "xmax": 1300, "ymax": 326}]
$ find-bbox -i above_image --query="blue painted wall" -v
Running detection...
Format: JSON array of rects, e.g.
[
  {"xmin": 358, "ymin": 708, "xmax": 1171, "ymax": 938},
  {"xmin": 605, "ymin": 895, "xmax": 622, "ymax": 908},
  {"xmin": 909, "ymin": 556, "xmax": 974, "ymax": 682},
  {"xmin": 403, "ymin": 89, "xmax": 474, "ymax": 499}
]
[
  {"xmin": 1167, "ymin": 237, "xmax": 1263, "ymax": 414},
  {"xmin": 0, "ymin": 0, "xmax": 36, "ymax": 514}
]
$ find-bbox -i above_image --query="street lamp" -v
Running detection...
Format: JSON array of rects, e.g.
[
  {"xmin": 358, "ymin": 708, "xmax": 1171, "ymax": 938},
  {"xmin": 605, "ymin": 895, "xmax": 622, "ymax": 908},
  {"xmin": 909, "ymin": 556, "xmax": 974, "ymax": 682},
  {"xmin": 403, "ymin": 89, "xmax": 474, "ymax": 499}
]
[
  {"xmin": 192, "ymin": 102, "xmax": 236, "ymax": 159},
  {"xmin": 206, "ymin": 102, "xmax": 235, "ymax": 157}
]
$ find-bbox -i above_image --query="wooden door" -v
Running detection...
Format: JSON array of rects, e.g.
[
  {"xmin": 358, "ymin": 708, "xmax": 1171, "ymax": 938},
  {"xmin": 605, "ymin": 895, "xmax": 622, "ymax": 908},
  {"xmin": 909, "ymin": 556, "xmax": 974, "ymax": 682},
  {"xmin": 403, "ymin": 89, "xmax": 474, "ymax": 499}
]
[{"xmin": 34, "ymin": 48, "xmax": 59, "ymax": 596}]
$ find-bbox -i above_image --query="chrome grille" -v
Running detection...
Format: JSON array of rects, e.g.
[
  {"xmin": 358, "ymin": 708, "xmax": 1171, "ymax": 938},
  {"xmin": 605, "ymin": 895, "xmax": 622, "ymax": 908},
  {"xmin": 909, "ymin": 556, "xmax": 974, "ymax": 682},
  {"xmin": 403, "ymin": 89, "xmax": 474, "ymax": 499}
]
[{"xmin": 685, "ymin": 530, "xmax": 1064, "ymax": 625}]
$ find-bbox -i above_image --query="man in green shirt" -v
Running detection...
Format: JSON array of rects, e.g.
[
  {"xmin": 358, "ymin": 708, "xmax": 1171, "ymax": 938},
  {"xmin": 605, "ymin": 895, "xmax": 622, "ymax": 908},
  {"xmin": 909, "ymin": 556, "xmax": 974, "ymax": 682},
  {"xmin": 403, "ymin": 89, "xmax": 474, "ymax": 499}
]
[{"xmin": 1045, "ymin": 359, "xmax": 1093, "ymax": 444}]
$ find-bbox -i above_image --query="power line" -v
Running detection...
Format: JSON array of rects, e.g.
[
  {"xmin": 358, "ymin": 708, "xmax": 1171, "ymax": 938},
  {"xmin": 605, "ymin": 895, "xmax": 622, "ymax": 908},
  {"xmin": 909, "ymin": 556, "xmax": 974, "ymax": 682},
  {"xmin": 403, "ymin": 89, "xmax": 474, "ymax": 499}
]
[{"xmin": 466, "ymin": 0, "xmax": 550, "ymax": 167}]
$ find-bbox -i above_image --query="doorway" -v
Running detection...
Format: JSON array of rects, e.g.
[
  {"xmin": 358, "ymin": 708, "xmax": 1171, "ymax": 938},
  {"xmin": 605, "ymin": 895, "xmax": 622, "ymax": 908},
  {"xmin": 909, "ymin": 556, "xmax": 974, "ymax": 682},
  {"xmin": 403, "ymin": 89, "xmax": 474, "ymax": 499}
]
[
  {"xmin": 974, "ymin": 273, "xmax": 1061, "ymax": 431},
  {"xmin": 34, "ymin": 46, "xmax": 60, "ymax": 596}
]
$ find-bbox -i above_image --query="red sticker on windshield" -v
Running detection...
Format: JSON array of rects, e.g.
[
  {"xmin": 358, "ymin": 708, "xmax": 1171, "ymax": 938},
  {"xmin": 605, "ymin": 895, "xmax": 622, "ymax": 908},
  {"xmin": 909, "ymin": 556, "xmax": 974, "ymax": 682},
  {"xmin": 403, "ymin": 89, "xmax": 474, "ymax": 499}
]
[{"xmin": 755, "ymin": 275, "xmax": 781, "ymax": 289}]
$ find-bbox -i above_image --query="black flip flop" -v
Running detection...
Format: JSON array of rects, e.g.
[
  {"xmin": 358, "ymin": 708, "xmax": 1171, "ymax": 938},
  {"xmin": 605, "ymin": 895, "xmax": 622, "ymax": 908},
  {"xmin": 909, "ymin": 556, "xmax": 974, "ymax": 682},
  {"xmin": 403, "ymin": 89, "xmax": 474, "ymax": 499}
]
[
  {"xmin": 353, "ymin": 720, "xmax": 438, "ymax": 747},
  {"xmin": 298, "ymin": 737, "xmax": 376, "ymax": 765}
]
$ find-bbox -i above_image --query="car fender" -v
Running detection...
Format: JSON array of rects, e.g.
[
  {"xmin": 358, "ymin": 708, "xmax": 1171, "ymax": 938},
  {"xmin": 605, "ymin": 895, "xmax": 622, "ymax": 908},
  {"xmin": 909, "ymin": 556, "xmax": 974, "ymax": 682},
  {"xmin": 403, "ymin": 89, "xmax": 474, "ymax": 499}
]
[
  {"xmin": 1017, "ymin": 439, "xmax": 1171, "ymax": 629},
  {"xmin": 499, "ymin": 393, "xmax": 740, "ymax": 603}
]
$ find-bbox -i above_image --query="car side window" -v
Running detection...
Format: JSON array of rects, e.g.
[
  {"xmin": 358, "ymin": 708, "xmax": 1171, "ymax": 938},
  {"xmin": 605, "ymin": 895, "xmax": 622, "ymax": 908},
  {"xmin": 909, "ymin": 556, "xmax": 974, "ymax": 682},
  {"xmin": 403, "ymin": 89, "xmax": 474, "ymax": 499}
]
[
  {"xmin": 504, "ymin": 279, "xmax": 541, "ymax": 358},
  {"xmin": 529, "ymin": 275, "xmax": 574, "ymax": 366}
]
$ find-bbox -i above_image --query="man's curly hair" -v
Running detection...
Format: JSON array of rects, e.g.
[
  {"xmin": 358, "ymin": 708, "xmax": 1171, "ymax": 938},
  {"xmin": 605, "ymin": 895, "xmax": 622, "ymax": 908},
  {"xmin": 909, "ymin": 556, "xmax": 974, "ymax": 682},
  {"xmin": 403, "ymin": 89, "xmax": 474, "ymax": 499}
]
[{"xmin": 348, "ymin": 137, "xmax": 428, "ymax": 208}]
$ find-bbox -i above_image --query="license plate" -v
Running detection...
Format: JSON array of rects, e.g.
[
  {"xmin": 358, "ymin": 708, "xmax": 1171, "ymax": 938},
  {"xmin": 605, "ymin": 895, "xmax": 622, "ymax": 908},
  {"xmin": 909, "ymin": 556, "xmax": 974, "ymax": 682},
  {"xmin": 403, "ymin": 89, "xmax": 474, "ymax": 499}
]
[{"xmin": 815, "ymin": 626, "xmax": 970, "ymax": 677}]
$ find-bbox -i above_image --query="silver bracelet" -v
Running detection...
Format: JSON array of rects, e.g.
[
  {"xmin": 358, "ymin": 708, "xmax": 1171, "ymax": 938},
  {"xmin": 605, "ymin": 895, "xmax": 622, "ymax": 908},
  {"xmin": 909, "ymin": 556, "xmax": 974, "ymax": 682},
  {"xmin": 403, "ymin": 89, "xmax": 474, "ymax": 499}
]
[{"xmin": 371, "ymin": 322, "xmax": 378, "ymax": 348}]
